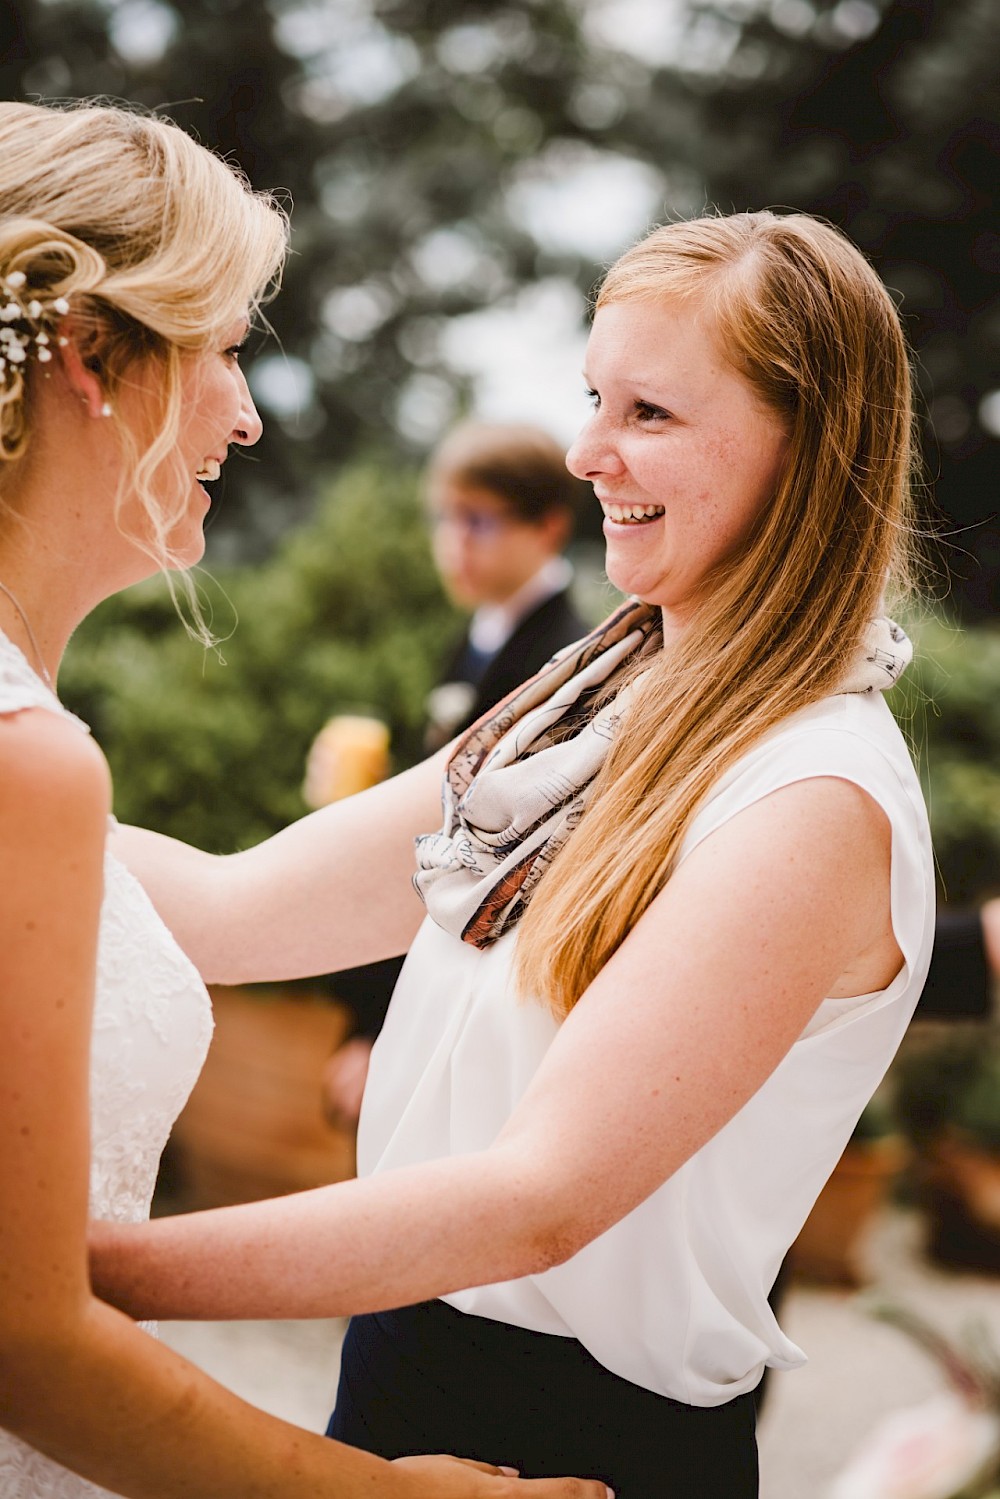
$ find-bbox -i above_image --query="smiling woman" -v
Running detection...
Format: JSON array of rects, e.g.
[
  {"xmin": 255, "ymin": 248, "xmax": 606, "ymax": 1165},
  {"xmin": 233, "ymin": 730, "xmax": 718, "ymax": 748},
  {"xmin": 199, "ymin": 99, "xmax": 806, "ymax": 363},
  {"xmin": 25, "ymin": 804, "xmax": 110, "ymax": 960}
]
[
  {"xmin": 0, "ymin": 101, "xmax": 283, "ymax": 644},
  {"xmin": 101, "ymin": 310, "xmax": 261, "ymax": 578},
  {"xmin": 571, "ymin": 296, "xmax": 789, "ymax": 630},
  {"xmin": 87, "ymin": 211, "xmax": 934, "ymax": 1499}
]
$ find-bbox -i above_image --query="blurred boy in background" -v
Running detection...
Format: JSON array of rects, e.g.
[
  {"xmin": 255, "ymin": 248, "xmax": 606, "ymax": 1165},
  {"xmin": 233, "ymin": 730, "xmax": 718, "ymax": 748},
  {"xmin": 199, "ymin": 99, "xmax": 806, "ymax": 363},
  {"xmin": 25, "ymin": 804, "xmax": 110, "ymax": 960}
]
[{"xmin": 421, "ymin": 421, "xmax": 588, "ymax": 749}]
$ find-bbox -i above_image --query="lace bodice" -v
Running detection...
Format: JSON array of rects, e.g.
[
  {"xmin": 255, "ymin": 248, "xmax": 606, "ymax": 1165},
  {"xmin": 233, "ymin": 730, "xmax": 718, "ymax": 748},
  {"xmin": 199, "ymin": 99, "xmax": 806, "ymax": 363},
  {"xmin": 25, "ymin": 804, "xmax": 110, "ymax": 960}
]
[{"xmin": 0, "ymin": 631, "xmax": 214, "ymax": 1497}]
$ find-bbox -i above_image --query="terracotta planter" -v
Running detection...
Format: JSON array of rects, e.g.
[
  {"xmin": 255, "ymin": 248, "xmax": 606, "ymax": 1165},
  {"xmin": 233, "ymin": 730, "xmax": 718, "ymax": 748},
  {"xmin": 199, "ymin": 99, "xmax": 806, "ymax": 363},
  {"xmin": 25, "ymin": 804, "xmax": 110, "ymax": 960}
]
[
  {"xmin": 788, "ymin": 1136, "xmax": 908, "ymax": 1286},
  {"xmin": 168, "ymin": 986, "xmax": 357, "ymax": 1208}
]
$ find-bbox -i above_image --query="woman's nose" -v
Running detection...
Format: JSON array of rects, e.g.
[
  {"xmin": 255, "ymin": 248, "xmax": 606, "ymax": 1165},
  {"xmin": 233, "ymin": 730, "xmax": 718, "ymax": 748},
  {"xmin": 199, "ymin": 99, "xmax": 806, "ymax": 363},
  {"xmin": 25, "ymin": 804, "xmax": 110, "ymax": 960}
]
[
  {"xmin": 566, "ymin": 416, "xmax": 620, "ymax": 481},
  {"xmin": 231, "ymin": 368, "xmax": 264, "ymax": 447}
]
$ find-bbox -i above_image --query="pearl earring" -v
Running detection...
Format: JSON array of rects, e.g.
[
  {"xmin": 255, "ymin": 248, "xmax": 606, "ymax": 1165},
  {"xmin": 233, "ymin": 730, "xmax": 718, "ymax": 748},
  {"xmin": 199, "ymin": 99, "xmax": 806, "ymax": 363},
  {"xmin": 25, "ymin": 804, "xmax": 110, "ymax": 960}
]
[{"xmin": 100, "ymin": 402, "xmax": 112, "ymax": 417}]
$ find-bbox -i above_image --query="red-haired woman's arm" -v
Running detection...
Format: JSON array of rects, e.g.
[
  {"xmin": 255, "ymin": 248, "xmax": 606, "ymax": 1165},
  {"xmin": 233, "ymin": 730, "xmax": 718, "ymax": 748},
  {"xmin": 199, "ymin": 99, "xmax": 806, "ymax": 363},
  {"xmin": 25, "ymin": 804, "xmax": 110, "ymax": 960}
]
[{"xmin": 92, "ymin": 775, "xmax": 898, "ymax": 1321}]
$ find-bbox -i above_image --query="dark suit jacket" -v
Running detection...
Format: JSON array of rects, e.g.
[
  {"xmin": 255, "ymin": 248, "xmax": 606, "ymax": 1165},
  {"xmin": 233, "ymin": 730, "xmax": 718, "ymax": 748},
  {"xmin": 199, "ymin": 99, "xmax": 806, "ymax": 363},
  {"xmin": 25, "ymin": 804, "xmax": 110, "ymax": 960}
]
[
  {"xmin": 432, "ymin": 587, "xmax": 589, "ymax": 743},
  {"xmin": 918, "ymin": 910, "xmax": 992, "ymax": 1020}
]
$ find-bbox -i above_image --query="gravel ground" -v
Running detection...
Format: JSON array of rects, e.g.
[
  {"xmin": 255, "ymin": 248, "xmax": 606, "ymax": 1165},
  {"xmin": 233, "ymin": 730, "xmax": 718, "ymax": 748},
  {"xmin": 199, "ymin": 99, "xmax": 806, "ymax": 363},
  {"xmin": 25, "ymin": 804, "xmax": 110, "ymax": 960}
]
[{"xmin": 159, "ymin": 1206, "xmax": 1000, "ymax": 1497}]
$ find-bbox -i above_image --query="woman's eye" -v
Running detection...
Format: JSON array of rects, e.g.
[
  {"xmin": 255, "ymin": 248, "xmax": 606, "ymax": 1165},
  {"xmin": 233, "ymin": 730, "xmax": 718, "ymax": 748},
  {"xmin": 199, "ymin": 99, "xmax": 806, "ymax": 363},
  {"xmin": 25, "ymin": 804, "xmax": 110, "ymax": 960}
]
[
  {"xmin": 634, "ymin": 400, "xmax": 671, "ymax": 422},
  {"xmin": 225, "ymin": 342, "xmax": 247, "ymax": 362},
  {"xmin": 585, "ymin": 387, "xmax": 600, "ymax": 409}
]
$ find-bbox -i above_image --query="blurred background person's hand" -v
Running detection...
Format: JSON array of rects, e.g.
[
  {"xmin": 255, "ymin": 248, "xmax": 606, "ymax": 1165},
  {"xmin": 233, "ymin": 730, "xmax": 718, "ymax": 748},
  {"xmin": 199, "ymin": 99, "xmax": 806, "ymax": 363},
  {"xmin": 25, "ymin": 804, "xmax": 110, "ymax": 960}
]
[{"xmin": 303, "ymin": 714, "xmax": 391, "ymax": 810}]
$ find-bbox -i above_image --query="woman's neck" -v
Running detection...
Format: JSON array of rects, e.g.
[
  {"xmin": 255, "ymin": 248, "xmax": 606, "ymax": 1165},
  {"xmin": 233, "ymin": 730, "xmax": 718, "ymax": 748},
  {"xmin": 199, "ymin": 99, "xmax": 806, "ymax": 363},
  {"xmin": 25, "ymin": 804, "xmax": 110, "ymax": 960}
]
[
  {"xmin": 0, "ymin": 552, "xmax": 80, "ymax": 687},
  {"xmin": 0, "ymin": 408, "xmax": 140, "ymax": 683},
  {"xmin": 0, "ymin": 494, "xmax": 125, "ymax": 687}
]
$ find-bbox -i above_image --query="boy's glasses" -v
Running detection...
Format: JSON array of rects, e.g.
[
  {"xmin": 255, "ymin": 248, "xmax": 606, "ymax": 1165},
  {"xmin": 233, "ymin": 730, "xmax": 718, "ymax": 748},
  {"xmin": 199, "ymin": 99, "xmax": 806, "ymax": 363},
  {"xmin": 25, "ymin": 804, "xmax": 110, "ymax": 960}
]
[{"xmin": 428, "ymin": 510, "xmax": 518, "ymax": 541}]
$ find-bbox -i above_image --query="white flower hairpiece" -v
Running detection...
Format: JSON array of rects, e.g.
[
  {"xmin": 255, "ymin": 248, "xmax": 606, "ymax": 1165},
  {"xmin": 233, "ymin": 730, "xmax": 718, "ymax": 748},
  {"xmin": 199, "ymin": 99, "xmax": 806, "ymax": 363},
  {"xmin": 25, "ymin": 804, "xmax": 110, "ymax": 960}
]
[{"xmin": 0, "ymin": 271, "xmax": 71, "ymax": 384}]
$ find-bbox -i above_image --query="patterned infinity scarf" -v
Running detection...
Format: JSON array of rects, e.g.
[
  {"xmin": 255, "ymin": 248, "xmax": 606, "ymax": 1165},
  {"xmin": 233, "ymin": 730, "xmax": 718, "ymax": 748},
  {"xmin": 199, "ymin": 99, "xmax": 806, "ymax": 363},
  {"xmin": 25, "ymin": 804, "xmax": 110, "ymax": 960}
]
[{"xmin": 413, "ymin": 597, "xmax": 912, "ymax": 951}]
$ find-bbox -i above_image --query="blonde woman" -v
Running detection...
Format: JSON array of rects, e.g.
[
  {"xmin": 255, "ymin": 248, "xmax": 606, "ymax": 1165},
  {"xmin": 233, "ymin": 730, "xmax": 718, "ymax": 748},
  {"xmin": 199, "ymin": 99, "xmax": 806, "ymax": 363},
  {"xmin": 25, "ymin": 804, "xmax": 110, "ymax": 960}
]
[
  {"xmin": 92, "ymin": 212, "xmax": 935, "ymax": 1497},
  {"xmin": 0, "ymin": 99, "xmax": 611, "ymax": 1499}
]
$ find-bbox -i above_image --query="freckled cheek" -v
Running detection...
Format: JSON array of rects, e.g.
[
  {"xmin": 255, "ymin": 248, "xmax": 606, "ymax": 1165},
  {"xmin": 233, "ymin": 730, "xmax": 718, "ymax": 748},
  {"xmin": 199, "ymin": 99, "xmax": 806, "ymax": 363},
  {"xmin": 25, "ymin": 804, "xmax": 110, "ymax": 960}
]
[
  {"xmin": 701, "ymin": 427, "xmax": 742, "ymax": 477},
  {"xmin": 708, "ymin": 434, "xmax": 778, "ymax": 533},
  {"xmin": 684, "ymin": 515, "xmax": 725, "ymax": 568},
  {"xmin": 644, "ymin": 444, "xmax": 714, "ymax": 505},
  {"xmin": 740, "ymin": 414, "xmax": 789, "ymax": 497}
]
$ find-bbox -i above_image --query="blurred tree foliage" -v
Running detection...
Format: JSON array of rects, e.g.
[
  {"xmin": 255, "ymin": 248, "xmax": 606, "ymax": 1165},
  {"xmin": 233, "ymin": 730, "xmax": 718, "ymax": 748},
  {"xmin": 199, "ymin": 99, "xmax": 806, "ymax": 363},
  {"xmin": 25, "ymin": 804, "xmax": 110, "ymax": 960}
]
[
  {"xmin": 894, "ymin": 613, "xmax": 1000, "ymax": 903},
  {"xmin": 3, "ymin": 0, "xmax": 996, "ymax": 603},
  {"xmin": 59, "ymin": 460, "xmax": 460, "ymax": 850}
]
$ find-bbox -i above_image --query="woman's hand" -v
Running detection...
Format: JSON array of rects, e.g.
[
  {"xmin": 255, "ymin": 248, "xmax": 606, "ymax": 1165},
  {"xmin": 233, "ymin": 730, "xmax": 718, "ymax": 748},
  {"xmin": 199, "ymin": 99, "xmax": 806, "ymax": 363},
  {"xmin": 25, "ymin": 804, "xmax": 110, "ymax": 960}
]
[
  {"xmin": 321, "ymin": 1036, "xmax": 374, "ymax": 1128},
  {"xmin": 392, "ymin": 1454, "xmax": 612, "ymax": 1498}
]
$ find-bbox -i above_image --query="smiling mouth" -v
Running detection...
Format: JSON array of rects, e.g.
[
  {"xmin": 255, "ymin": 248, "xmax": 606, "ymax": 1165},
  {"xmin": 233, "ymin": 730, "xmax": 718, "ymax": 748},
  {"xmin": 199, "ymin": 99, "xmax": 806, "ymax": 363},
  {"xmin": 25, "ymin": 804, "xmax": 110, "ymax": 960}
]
[
  {"xmin": 602, "ymin": 502, "xmax": 665, "ymax": 525},
  {"xmin": 196, "ymin": 459, "xmax": 222, "ymax": 482}
]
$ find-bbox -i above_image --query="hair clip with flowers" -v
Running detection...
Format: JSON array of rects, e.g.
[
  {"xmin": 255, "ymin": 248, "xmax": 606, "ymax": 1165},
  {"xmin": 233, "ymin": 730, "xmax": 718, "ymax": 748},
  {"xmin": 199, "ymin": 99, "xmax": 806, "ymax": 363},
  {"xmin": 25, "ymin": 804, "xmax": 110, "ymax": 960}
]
[{"xmin": 0, "ymin": 271, "xmax": 71, "ymax": 384}]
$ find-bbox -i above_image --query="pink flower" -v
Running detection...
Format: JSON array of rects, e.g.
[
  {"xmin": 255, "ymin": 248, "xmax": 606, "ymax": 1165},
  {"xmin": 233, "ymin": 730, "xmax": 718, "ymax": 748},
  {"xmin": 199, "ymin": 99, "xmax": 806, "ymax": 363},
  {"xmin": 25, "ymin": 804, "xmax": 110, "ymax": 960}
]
[{"xmin": 829, "ymin": 1392, "xmax": 1000, "ymax": 1499}]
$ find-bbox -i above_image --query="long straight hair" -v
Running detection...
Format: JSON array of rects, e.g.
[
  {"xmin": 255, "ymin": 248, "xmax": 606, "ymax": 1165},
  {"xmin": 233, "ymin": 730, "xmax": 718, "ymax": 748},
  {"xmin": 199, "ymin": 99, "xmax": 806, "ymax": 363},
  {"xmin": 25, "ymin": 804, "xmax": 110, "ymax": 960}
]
[{"xmin": 515, "ymin": 211, "xmax": 919, "ymax": 1019}]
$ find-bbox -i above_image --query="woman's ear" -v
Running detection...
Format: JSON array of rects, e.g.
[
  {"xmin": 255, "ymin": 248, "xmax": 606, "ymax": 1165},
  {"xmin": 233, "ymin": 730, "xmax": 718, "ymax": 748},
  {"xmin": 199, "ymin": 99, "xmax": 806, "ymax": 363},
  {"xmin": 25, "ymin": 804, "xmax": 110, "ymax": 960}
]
[{"xmin": 57, "ymin": 318, "xmax": 110, "ymax": 418}]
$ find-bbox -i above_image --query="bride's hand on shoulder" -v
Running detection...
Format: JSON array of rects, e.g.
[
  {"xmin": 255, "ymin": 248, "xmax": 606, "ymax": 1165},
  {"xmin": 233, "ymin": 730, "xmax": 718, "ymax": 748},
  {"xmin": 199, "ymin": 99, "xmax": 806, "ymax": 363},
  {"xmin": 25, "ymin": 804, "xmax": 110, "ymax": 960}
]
[{"xmin": 392, "ymin": 1454, "xmax": 613, "ymax": 1497}]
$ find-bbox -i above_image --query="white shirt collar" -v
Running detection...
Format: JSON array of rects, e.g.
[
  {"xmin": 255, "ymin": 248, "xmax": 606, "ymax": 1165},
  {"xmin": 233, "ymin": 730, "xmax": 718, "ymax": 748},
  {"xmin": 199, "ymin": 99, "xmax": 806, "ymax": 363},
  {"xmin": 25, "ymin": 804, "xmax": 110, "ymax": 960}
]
[{"xmin": 468, "ymin": 556, "xmax": 574, "ymax": 657}]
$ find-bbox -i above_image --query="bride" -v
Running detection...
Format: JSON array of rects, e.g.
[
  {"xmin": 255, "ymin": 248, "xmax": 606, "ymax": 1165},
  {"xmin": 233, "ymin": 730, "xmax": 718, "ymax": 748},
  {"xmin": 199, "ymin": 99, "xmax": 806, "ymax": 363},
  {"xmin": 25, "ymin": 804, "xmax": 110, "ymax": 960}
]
[{"xmin": 0, "ymin": 97, "xmax": 610, "ymax": 1499}]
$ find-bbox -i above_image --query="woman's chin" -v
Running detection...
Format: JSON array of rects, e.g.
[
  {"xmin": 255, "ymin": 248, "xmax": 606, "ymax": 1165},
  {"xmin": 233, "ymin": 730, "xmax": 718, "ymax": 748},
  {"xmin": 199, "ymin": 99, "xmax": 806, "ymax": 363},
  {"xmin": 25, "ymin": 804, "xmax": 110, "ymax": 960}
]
[
  {"xmin": 175, "ymin": 540, "xmax": 207, "ymax": 570},
  {"xmin": 164, "ymin": 527, "xmax": 208, "ymax": 571},
  {"xmin": 605, "ymin": 558, "xmax": 661, "ymax": 604}
]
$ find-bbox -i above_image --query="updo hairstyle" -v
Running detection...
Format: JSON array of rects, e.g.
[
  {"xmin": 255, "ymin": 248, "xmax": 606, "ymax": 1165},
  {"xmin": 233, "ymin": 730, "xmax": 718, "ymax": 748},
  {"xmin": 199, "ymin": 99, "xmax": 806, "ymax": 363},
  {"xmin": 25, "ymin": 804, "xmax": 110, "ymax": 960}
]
[
  {"xmin": 516, "ymin": 210, "xmax": 920, "ymax": 1017},
  {"xmin": 0, "ymin": 100, "xmax": 287, "ymax": 587}
]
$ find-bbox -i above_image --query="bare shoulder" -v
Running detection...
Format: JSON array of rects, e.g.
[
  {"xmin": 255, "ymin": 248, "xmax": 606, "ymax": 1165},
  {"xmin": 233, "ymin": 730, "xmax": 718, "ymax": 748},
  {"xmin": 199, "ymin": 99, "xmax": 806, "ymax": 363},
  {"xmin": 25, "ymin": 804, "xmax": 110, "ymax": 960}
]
[
  {"xmin": 756, "ymin": 773, "xmax": 890, "ymax": 848},
  {"xmin": 689, "ymin": 773, "xmax": 889, "ymax": 873},
  {"xmin": 0, "ymin": 708, "xmax": 111, "ymax": 839},
  {"xmin": 0, "ymin": 711, "xmax": 110, "ymax": 997},
  {"xmin": 666, "ymin": 774, "xmax": 892, "ymax": 944}
]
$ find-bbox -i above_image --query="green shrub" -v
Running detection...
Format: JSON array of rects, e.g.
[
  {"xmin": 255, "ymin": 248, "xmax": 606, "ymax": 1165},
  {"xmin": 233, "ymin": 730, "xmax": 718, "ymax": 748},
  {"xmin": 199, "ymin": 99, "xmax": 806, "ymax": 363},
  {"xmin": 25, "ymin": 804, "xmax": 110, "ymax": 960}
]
[
  {"xmin": 889, "ymin": 614, "xmax": 1000, "ymax": 903},
  {"xmin": 894, "ymin": 1030, "xmax": 1000, "ymax": 1154},
  {"xmin": 60, "ymin": 459, "xmax": 460, "ymax": 852}
]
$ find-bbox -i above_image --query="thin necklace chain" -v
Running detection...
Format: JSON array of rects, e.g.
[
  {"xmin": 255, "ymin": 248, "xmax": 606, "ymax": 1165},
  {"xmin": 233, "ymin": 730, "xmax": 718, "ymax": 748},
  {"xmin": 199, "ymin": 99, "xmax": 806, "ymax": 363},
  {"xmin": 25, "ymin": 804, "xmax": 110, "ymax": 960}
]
[{"xmin": 0, "ymin": 578, "xmax": 54, "ymax": 690}]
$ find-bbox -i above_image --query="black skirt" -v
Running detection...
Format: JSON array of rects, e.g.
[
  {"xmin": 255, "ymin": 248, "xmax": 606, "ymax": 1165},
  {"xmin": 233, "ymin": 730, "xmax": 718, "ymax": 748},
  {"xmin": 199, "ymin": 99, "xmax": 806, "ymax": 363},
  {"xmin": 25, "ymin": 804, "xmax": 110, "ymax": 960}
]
[{"xmin": 326, "ymin": 1299, "xmax": 759, "ymax": 1498}]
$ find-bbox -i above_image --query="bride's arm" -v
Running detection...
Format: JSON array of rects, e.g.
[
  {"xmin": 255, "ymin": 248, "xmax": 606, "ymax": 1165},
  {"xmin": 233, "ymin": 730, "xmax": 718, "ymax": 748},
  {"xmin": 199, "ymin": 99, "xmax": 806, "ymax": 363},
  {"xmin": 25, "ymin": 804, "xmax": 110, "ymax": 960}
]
[
  {"xmin": 111, "ymin": 745, "xmax": 450, "ymax": 983},
  {"xmin": 0, "ymin": 712, "xmax": 603, "ymax": 1499}
]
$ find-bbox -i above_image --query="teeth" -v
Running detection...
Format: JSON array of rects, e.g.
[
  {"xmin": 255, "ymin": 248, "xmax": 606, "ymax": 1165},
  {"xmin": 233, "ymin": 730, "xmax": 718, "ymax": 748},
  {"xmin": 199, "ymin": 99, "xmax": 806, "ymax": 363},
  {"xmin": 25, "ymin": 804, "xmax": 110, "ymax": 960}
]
[
  {"xmin": 604, "ymin": 503, "xmax": 665, "ymax": 523},
  {"xmin": 196, "ymin": 459, "xmax": 221, "ymax": 482}
]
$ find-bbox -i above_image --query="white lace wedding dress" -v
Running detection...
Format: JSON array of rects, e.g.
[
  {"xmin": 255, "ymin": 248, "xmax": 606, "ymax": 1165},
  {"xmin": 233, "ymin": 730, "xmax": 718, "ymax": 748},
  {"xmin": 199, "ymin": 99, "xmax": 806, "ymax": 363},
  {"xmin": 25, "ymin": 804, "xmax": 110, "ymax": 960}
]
[{"xmin": 0, "ymin": 630, "xmax": 215, "ymax": 1498}]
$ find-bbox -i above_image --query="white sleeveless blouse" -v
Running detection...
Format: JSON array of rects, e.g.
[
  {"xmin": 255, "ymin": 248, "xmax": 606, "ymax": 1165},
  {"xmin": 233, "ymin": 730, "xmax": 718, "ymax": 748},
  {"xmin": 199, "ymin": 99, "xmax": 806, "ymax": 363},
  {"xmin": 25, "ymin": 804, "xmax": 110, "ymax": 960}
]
[
  {"xmin": 0, "ymin": 632, "xmax": 214, "ymax": 1497},
  {"xmin": 359, "ymin": 690, "xmax": 934, "ymax": 1407}
]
